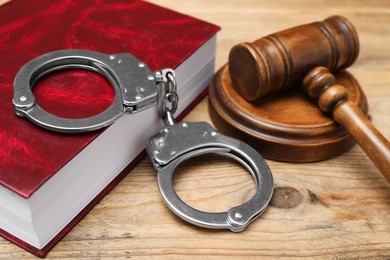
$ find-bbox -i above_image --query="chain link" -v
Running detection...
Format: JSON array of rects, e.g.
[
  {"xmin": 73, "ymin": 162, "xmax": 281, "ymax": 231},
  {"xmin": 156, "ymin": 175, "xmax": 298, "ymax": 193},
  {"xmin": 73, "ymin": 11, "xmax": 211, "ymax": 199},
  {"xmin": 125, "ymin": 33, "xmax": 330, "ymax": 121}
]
[{"xmin": 155, "ymin": 69, "xmax": 179, "ymax": 126}]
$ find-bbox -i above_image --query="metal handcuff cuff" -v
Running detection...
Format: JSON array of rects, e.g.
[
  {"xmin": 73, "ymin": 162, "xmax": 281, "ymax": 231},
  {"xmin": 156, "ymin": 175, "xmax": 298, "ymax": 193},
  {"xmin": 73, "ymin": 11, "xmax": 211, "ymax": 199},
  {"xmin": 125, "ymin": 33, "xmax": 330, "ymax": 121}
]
[{"xmin": 13, "ymin": 49, "xmax": 274, "ymax": 232}]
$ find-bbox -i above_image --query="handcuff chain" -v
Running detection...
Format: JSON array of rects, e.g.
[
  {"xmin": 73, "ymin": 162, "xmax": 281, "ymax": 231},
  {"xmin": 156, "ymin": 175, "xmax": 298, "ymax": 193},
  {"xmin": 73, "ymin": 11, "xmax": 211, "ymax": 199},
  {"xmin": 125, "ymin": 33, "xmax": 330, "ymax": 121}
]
[{"xmin": 155, "ymin": 68, "xmax": 178, "ymax": 126}]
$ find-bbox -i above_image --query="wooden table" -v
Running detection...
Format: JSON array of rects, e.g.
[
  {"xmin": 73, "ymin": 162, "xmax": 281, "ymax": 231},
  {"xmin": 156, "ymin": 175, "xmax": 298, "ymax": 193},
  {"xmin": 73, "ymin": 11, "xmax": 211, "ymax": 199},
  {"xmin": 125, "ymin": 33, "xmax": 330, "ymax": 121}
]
[{"xmin": 1, "ymin": 0, "xmax": 389, "ymax": 258}]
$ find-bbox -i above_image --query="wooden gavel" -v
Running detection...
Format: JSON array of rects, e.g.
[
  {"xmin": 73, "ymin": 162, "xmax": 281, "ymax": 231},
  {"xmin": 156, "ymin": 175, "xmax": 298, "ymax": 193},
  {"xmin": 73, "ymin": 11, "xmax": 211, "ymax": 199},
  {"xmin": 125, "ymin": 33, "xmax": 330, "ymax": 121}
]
[{"xmin": 228, "ymin": 16, "xmax": 390, "ymax": 183}]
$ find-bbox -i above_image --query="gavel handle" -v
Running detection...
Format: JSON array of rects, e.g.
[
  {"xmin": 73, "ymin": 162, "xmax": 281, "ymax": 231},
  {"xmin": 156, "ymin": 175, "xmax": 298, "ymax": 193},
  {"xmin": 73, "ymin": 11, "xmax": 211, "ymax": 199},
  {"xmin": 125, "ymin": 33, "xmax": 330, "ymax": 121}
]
[
  {"xmin": 304, "ymin": 66, "xmax": 390, "ymax": 183},
  {"xmin": 334, "ymin": 101, "xmax": 390, "ymax": 182}
]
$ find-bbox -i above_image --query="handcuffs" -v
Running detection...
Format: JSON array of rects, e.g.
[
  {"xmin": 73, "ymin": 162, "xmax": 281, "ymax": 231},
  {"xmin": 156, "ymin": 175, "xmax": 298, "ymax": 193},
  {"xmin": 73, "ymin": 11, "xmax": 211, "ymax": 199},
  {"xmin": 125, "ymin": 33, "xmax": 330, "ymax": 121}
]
[{"xmin": 13, "ymin": 49, "xmax": 274, "ymax": 232}]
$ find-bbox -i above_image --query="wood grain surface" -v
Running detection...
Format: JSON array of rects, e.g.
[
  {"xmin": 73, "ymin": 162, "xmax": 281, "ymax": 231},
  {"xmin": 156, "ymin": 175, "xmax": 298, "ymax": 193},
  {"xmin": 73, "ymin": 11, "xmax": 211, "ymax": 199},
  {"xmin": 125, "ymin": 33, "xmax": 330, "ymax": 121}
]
[{"xmin": 1, "ymin": 0, "xmax": 389, "ymax": 259}]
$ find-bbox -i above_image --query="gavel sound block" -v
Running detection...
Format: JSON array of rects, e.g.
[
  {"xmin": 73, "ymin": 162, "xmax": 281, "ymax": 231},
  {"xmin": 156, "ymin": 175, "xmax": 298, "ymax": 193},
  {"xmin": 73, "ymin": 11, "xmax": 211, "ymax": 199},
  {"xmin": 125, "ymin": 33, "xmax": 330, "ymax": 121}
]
[
  {"xmin": 209, "ymin": 15, "xmax": 390, "ymax": 182},
  {"xmin": 208, "ymin": 65, "xmax": 368, "ymax": 162}
]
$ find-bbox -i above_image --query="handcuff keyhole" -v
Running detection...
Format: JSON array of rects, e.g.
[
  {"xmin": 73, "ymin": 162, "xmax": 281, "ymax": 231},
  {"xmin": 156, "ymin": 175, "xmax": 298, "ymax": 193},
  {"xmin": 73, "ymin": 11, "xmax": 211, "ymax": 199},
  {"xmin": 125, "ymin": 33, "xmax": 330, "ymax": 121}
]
[
  {"xmin": 173, "ymin": 153, "xmax": 256, "ymax": 213},
  {"xmin": 33, "ymin": 69, "xmax": 115, "ymax": 119}
]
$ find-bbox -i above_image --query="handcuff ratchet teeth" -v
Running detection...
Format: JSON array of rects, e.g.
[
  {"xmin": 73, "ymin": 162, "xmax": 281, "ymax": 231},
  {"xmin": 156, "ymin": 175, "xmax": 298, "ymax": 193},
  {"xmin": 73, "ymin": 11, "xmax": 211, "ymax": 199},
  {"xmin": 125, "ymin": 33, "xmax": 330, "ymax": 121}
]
[{"xmin": 13, "ymin": 49, "xmax": 274, "ymax": 232}]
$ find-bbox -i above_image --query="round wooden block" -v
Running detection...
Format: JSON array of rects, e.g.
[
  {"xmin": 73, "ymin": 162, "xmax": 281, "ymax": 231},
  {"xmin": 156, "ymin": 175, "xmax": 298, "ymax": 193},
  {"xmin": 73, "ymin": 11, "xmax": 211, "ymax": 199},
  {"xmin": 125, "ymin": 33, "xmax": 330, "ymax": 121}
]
[{"xmin": 208, "ymin": 65, "xmax": 369, "ymax": 162}]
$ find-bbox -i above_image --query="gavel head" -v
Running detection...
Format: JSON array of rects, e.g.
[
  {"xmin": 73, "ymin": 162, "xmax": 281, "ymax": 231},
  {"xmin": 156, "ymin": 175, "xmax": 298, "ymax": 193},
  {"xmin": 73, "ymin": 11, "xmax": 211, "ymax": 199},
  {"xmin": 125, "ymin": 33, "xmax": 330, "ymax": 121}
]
[{"xmin": 228, "ymin": 15, "xmax": 359, "ymax": 101}]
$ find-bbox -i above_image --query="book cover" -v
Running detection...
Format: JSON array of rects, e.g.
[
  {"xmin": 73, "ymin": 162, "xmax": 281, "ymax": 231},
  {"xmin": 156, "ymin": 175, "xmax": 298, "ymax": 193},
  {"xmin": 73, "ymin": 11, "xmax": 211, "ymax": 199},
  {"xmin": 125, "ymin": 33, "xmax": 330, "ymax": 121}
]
[{"xmin": 0, "ymin": 0, "xmax": 219, "ymax": 256}]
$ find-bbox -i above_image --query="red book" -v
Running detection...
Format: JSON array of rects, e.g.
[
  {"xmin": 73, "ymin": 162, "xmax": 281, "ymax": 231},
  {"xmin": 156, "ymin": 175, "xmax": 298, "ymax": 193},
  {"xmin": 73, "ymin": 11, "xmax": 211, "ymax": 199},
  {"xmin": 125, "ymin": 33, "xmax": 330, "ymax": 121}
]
[{"xmin": 0, "ymin": 0, "xmax": 219, "ymax": 256}]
